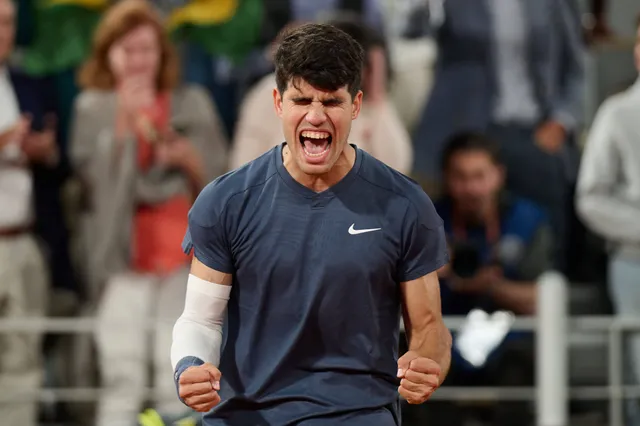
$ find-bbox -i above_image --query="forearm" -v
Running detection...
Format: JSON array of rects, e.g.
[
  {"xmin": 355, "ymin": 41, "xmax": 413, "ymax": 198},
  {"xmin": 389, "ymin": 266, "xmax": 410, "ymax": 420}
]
[
  {"xmin": 577, "ymin": 194, "xmax": 640, "ymax": 243},
  {"xmin": 407, "ymin": 321, "xmax": 452, "ymax": 382},
  {"xmin": 490, "ymin": 280, "xmax": 537, "ymax": 315},
  {"xmin": 170, "ymin": 274, "xmax": 230, "ymax": 371}
]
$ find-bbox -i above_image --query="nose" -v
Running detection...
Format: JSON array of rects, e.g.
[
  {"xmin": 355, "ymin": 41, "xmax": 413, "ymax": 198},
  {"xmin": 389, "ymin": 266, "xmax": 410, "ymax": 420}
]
[{"xmin": 305, "ymin": 104, "xmax": 327, "ymax": 127}]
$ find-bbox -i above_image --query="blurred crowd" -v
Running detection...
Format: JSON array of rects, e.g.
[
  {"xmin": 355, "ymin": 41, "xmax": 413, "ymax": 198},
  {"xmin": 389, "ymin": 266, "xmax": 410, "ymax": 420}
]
[{"xmin": 0, "ymin": 0, "xmax": 639, "ymax": 425}]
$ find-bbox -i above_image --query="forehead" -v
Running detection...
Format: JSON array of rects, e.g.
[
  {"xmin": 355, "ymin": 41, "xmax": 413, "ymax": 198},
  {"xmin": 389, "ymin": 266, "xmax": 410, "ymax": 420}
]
[
  {"xmin": 450, "ymin": 150, "xmax": 495, "ymax": 169},
  {"xmin": 284, "ymin": 78, "xmax": 350, "ymax": 99},
  {"xmin": 0, "ymin": 0, "xmax": 14, "ymax": 19},
  {"xmin": 119, "ymin": 24, "xmax": 157, "ymax": 46}
]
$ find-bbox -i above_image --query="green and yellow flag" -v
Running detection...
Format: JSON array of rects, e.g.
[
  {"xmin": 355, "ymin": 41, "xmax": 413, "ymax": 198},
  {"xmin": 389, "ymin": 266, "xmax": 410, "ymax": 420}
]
[
  {"xmin": 21, "ymin": 0, "xmax": 107, "ymax": 76},
  {"xmin": 168, "ymin": 0, "xmax": 263, "ymax": 65}
]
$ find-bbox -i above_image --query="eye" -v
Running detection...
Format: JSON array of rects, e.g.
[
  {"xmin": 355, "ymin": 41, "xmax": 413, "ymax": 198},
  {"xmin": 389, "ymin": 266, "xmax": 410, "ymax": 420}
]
[
  {"xmin": 322, "ymin": 100, "xmax": 342, "ymax": 107},
  {"xmin": 291, "ymin": 98, "xmax": 311, "ymax": 106}
]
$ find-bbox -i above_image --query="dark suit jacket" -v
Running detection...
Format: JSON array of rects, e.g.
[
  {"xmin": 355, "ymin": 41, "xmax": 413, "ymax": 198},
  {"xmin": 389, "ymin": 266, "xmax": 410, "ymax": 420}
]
[
  {"xmin": 9, "ymin": 68, "xmax": 77, "ymax": 294},
  {"xmin": 411, "ymin": 0, "xmax": 585, "ymax": 181}
]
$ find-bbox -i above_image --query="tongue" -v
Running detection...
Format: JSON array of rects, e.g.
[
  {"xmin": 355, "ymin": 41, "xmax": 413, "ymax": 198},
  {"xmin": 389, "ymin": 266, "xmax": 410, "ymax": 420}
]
[{"xmin": 303, "ymin": 139, "xmax": 329, "ymax": 154}]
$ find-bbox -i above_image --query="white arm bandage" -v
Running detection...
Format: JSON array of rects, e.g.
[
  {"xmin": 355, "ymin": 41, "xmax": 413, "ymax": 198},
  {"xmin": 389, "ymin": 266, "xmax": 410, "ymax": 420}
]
[{"xmin": 170, "ymin": 274, "xmax": 231, "ymax": 370}]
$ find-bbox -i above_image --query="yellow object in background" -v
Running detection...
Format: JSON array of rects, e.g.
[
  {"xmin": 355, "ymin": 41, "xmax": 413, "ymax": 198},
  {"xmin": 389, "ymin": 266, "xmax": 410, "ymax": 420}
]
[
  {"xmin": 46, "ymin": 0, "xmax": 107, "ymax": 9},
  {"xmin": 167, "ymin": 0, "xmax": 238, "ymax": 30},
  {"xmin": 138, "ymin": 409, "xmax": 165, "ymax": 426},
  {"xmin": 138, "ymin": 408, "xmax": 198, "ymax": 426}
]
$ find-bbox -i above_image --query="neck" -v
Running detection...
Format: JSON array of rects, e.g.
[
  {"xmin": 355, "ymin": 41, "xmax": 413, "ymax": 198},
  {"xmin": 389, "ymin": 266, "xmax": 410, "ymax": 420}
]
[{"xmin": 283, "ymin": 144, "xmax": 356, "ymax": 192}]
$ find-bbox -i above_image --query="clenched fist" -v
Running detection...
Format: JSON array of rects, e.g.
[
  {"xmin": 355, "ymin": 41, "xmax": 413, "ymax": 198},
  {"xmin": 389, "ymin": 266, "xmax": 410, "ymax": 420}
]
[
  {"xmin": 397, "ymin": 351, "xmax": 441, "ymax": 404},
  {"xmin": 178, "ymin": 363, "xmax": 222, "ymax": 412}
]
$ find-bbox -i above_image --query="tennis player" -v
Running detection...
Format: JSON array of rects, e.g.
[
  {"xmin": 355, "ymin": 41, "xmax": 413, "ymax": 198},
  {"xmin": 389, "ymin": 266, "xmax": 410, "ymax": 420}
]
[{"xmin": 171, "ymin": 22, "xmax": 452, "ymax": 425}]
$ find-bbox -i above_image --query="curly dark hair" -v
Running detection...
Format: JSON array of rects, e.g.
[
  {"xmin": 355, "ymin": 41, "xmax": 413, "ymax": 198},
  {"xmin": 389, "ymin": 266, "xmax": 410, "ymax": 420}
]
[
  {"xmin": 441, "ymin": 132, "xmax": 501, "ymax": 172},
  {"xmin": 274, "ymin": 23, "xmax": 365, "ymax": 99}
]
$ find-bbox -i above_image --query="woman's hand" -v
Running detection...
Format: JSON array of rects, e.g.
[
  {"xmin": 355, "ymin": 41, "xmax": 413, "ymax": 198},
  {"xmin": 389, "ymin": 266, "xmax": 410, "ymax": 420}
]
[
  {"xmin": 156, "ymin": 133, "xmax": 206, "ymax": 193},
  {"xmin": 115, "ymin": 74, "xmax": 156, "ymax": 138}
]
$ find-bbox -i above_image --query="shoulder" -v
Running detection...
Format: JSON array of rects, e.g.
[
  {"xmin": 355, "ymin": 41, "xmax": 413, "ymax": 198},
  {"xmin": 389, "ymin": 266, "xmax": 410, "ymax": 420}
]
[
  {"xmin": 357, "ymin": 150, "xmax": 441, "ymax": 229},
  {"xmin": 240, "ymin": 73, "xmax": 276, "ymax": 113},
  {"xmin": 172, "ymin": 84, "xmax": 212, "ymax": 109},
  {"xmin": 189, "ymin": 148, "xmax": 278, "ymax": 227},
  {"xmin": 247, "ymin": 74, "xmax": 276, "ymax": 101},
  {"xmin": 73, "ymin": 89, "xmax": 114, "ymax": 112},
  {"xmin": 597, "ymin": 87, "xmax": 639, "ymax": 119}
]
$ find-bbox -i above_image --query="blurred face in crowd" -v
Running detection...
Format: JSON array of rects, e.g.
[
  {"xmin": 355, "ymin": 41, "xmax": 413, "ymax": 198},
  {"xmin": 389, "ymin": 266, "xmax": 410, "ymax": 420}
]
[
  {"xmin": 108, "ymin": 24, "xmax": 160, "ymax": 84},
  {"xmin": 274, "ymin": 79, "xmax": 362, "ymax": 176},
  {"xmin": 445, "ymin": 150, "xmax": 504, "ymax": 217},
  {"xmin": 0, "ymin": 0, "xmax": 14, "ymax": 64}
]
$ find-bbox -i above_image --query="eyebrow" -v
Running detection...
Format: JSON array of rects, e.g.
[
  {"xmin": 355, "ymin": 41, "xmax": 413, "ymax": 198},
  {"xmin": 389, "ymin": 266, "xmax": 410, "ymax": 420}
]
[{"xmin": 290, "ymin": 96, "xmax": 345, "ymax": 104}]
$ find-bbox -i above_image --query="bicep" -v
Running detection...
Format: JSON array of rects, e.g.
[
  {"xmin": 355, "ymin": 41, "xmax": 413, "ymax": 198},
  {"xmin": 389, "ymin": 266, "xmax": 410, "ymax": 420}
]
[{"xmin": 190, "ymin": 256, "xmax": 232, "ymax": 286}]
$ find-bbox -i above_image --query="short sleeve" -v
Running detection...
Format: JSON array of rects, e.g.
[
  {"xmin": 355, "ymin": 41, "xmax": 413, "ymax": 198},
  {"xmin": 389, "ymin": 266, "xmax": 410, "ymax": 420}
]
[
  {"xmin": 182, "ymin": 197, "xmax": 235, "ymax": 274},
  {"xmin": 397, "ymin": 199, "xmax": 449, "ymax": 282}
]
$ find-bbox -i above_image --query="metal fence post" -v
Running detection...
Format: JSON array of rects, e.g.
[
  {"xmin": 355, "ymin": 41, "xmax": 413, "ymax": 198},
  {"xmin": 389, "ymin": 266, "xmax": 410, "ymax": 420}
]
[{"xmin": 536, "ymin": 271, "xmax": 569, "ymax": 426}]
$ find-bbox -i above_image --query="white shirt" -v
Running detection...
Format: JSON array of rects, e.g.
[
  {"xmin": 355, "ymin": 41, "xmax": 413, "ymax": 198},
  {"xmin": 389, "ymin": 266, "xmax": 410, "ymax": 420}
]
[
  {"xmin": 488, "ymin": 0, "xmax": 540, "ymax": 124},
  {"xmin": 0, "ymin": 66, "xmax": 34, "ymax": 228},
  {"xmin": 577, "ymin": 77, "xmax": 640, "ymax": 247}
]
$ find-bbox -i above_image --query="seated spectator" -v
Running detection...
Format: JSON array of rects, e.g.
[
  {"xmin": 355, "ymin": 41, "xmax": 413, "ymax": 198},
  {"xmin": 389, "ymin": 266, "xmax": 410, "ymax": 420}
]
[
  {"xmin": 424, "ymin": 132, "xmax": 552, "ymax": 426},
  {"xmin": 239, "ymin": 0, "xmax": 385, "ymax": 100},
  {"xmin": 576, "ymin": 15, "xmax": 640, "ymax": 425},
  {"xmin": 0, "ymin": 0, "xmax": 58, "ymax": 424},
  {"xmin": 70, "ymin": 0, "xmax": 228, "ymax": 424},
  {"xmin": 229, "ymin": 16, "xmax": 413, "ymax": 175}
]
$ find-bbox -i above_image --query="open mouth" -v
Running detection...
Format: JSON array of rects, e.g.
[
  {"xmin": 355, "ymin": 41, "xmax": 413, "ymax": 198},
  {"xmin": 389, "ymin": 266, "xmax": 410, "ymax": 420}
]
[{"xmin": 299, "ymin": 130, "xmax": 332, "ymax": 159}]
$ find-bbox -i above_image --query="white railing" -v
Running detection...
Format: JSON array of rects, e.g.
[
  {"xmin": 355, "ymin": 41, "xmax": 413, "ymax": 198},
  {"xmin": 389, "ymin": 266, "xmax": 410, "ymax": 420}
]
[{"xmin": 0, "ymin": 274, "xmax": 638, "ymax": 426}]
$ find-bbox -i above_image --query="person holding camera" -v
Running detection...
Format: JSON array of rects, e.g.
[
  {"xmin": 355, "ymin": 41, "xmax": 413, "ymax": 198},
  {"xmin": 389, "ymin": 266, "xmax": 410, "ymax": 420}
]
[{"xmin": 427, "ymin": 132, "xmax": 554, "ymax": 426}]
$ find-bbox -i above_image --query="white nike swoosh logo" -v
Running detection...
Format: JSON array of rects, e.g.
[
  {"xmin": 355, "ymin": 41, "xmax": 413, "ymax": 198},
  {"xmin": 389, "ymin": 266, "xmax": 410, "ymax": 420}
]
[{"xmin": 348, "ymin": 224, "xmax": 382, "ymax": 235}]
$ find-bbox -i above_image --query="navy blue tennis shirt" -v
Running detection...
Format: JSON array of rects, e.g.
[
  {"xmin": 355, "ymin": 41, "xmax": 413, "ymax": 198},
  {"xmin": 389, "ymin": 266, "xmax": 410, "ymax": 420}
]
[{"xmin": 180, "ymin": 143, "xmax": 448, "ymax": 425}]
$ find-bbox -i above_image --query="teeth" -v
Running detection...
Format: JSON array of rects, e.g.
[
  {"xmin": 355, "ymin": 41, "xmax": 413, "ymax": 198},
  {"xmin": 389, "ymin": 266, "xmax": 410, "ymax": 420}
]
[
  {"xmin": 301, "ymin": 131, "xmax": 331, "ymax": 139},
  {"xmin": 303, "ymin": 145, "xmax": 330, "ymax": 157}
]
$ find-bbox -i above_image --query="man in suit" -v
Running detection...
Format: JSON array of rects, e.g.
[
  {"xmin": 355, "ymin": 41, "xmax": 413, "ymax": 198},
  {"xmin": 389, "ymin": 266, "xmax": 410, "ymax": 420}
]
[
  {"xmin": 0, "ymin": 0, "xmax": 74, "ymax": 423},
  {"xmin": 411, "ymin": 0, "xmax": 586, "ymax": 272}
]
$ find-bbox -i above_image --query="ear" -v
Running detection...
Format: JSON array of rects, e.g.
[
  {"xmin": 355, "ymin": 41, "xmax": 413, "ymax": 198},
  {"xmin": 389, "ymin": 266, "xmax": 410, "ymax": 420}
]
[
  {"xmin": 351, "ymin": 90, "xmax": 363, "ymax": 121},
  {"xmin": 273, "ymin": 88, "xmax": 283, "ymax": 118}
]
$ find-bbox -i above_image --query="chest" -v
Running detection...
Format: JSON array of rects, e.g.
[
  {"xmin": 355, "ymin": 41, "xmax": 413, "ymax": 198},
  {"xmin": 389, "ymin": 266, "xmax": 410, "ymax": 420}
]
[
  {"xmin": 614, "ymin": 110, "xmax": 640, "ymax": 198},
  {"xmin": 227, "ymin": 189, "xmax": 406, "ymax": 309}
]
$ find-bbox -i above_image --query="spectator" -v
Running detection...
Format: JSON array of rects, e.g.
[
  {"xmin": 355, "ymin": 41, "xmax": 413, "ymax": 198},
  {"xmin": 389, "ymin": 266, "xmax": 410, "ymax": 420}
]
[
  {"xmin": 410, "ymin": 0, "xmax": 585, "ymax": 271},
  {"xmin": 230, "ymin": 16, "xmax": 413, "ymax": 175},
  {"xmin": 426, "ymin": 132, "xmax": 552, "ymax": 426},
  {"xmin": 170, "ymin": 0, "xmax": 263, "ymax": 139},
  {"xmin": 238, "ymin": 0, "xmax": 385, "ymax": 102},
  {"xmin": 69, "ymin": 0, "xmax": 228, "ymax": 424},
  {"xmin": 0, "ymin": 0, "xmax": 57, "ymax": 424},
  {"xmin": 576, "ymin": 14, "xmax": 640, "ymax": 425}
]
